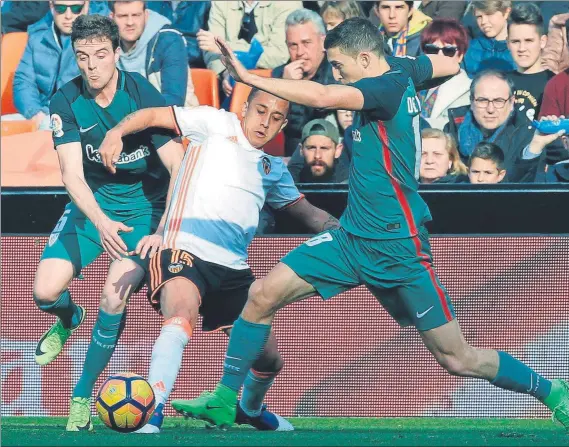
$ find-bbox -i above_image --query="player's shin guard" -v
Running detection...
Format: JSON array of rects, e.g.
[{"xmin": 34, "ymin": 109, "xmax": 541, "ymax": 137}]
[
  {"xmin": 34, "ymin": 290, "xmax": 82, "ymax": 329},
  {"xmin": 220, "ymin": 317, "xmax": 271, "ymax": 392},
  {"xmin": 240, "ymin": 369, "xmax": 280, "ymax": 417},
  {"xmin": 148, "ymin": 317, "xmax": 192, "ymax": 406},
  {"xmin": 72, "ymin": 309, "xmax": 127, "ymax": 399},
  {"xmin": 490, "ymin": 351, "xmax": 552, "ymax": 401}
]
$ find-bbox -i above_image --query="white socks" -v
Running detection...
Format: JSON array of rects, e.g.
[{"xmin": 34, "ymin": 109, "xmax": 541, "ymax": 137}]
[{"xmin": 147, "ymin": 317, "xmax": 192, "ymax": 406}]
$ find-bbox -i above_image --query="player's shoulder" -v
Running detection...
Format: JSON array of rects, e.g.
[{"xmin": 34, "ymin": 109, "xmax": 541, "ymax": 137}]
[
  {"xmin": 260, "ymin": 153, "xmax": 288, "ymax": 177},
  {"xmin": 53, "ymin": 75, "xmax": 83, "ymax": 104}
]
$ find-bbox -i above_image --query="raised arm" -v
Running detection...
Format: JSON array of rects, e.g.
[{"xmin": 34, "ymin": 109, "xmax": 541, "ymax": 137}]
[{"xmin": 99, "ymin": 107, "xmax": 178, "ymax": 173}]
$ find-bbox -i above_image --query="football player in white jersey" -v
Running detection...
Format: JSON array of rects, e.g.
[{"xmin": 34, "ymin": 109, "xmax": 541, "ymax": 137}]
[{"xmin": 98, "ymin": 89, "xmax": 341, "ymax": 432}]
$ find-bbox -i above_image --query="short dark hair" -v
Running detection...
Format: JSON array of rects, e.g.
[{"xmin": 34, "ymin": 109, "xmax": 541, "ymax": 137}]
[
  {"xmin": 470, "ymin": 69, "xmax": 515, "ymax": 101},
  {"xmin": 246, "ymin": 88, "xmax": 290, "ymax": 116},
  {"xmin": 469, "ymin": 142, "xmax": 505, "ymax": 170},
  {"xmin": 72, "ymin": 14, "xmax": 120, "ymax": 51},
  {"xmin": 108, "ymin": 0, "xmax": 146, "ymax": 13},
  {"xmin": 324, "ymin": 17, "xmax": 385, "ymax": 58},
  {"xmin": 375, "ymin": 1, "xmax": 414, "ymax": 10},
  {"xmin": 507, "ymin": 2, "xmax": 544, "ymax": 35}
]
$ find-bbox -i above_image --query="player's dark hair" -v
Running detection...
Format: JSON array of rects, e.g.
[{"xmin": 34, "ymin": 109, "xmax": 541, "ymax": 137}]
[
  {"xmin": 246, "ymin": 88, "xmax": 290, "ymax": 116},
  {"xmin": 470, "ymin": 69, "xmax": 515, "ymax": 101},
  {"xmin": 470, "ymin": 142, "xmax": 505, "ymax": 170},
  {"xmin": 324, "ymin": 17, "xmax": 385, "ymax": 59},
  {"xmin": 108, "ymin": 0, "xmax": 147, "ymax": 13},
  {"xmin": 507, "ymin": 2, "xmax": 544, "ymax": 36},
  {"xmin": 71, "ymin": 14, "xmax": 120, "ymax": 51}
]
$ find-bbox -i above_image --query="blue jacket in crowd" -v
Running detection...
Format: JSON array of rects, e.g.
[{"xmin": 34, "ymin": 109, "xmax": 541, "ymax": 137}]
[
  {"xmin": 463, "ymin": 35, "xmax": 516, "ymax": 78},
  {"xmin": 13, "ymin": 16, "xmax": 79, "ymax": 118},
  {"xmin": 147, "ymin": 1, "xmax": 211, "ymax": 68}
]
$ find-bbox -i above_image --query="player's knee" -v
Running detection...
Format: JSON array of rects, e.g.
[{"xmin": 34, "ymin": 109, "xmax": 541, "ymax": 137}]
[
  {"xmin": 33, "ymin": 282, "xmax": 63, "ymax": 304},
  {"xmin": 99, "ymin": 291, "xmax": 127, "ymax": 314},
  {"xmin": 248, "ymin": 279, "xmax": 279, "ymax": 317}
]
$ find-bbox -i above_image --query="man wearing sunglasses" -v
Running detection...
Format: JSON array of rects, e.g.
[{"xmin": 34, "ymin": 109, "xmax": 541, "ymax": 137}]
[{"xmin": 9, "ymin": 1, "xmax": 87, "ymax": 130}]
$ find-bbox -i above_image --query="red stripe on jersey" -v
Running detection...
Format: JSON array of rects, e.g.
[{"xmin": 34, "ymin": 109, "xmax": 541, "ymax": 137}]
[{"xmin": 378, "ymin": 121, "xmax": 452, "ymax": 322}]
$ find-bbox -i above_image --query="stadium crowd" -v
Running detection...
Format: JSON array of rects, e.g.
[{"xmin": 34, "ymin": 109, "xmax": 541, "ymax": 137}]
[{"xmin": 1, "ymin": 0, "xmax": 569, "ymax": 185}]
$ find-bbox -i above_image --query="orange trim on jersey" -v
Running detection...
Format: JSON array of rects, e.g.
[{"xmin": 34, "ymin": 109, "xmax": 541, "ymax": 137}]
[
  {"xmin": 150, "ymin": 249, "xmax": 163, "ymax": 292},
  {"xmin": 277, "ymin": 193, "xmax": 305, "ymax": 211},
  {"xmin": 164, "ymin": 316, "xmax": 193, "ymax": 338},
  {"xmin": 165, "ymin": 144, "xmax": 203, "ymax": 248},
  {"xmin": 169, "ymin": 106, "xmax": 182, "ymax": 136}
]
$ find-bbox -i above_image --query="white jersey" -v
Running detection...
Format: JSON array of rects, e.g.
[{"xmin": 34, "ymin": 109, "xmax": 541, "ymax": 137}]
[{"xmin": 163, "ymin": 106, "xmax": 302, "ymax": 270}]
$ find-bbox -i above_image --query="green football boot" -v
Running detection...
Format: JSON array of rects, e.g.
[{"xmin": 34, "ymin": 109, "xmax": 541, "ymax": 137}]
[
  {"xmin": 171, "ymin": 384, "xmax": 238, "ymax": 429},
  {"xmin": 35, "ymin": 305, "xmax": 86, "ymax": 366},
  {"xmin": 548, "ymin": 379, "xmax": 569, "ymax": 432},
  {"xmin": 66, "ymin": 397, "xmax": 93, "ymax": 432}
]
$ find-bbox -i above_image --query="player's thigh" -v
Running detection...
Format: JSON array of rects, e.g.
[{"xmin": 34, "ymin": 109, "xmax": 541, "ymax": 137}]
[
  {"xmin": 148, "ymin": 248, "xmax": 206, "ymax": 327},
  {"xmin": 278, "ymin": 228, "xmax": 360, "ymax": 303},
  {"xmin": 101, "ymin": 257, "xmax": 146, "ymax": 314},
  {"xmin": 121, "ymin": 210, "xmax": 162, "ymax": 269}
]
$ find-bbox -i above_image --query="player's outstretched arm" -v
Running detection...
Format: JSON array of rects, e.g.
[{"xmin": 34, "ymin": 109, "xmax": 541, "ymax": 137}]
[
  {"xmin": 100, "ymin": 107, "xmax": 178, "ymax": 173},
  {"xmin": 426, "ymin": 53, "xmax": 461, "ymax": 80},
  {"xmin": 216, "ymin": 36, "xmax": 365, "ymax": 111},
  {"xmin": 57, "ymin": 143, "xmax": 132, "ymax": 260},
  {"xmin": 283, "ymin": 198, "xmax": 341, "ymax": 233}
]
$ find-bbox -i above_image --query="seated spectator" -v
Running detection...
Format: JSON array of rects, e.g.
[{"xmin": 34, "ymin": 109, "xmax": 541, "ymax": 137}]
[
  {"xmin": 147, "ymin": 1, "xmax": 211, "ymax": 69},
  {"xmin": 374, "ymin": 1, "xmax": 431, "ymax": 57},
  {"xmin": 290, "ymin": 119, "xmax": 349, "ymax": 184},
  {"xmin": 539, "ymin": 25, "xmax": 569, "ymax": 168},
  {"xmin": 110, "ymin": 1, "xmax": 197, "ymax": 107},
  {"xmin": 464, "ymin": 0, "xmax": 515, "ymax": 77},
  {"xmin": 444, "ymin": 70, "xmax": 539, "ymax": 182},
  {"xmin": 273, "ymin": 8, "xmax": 338, "ymax": 156},
  {"xmin": 544, "ymin": 135, "xmax": 569, "ymax": 182},
  {"xmin": 417, "ymin": 0, "xmax": 468, "ymax": 22},
  {"xmin": 7, "ymin": 1, "xmax": 87, "ymax": 129},
  {"xmin": 199, "ymin": 1, "xmax": 302, "ymax": 98},
  {"xmin": 336, "ymin": 109, "xmax": 353, "ymax": 137},
  {"xmin": 507, "ymin": 2, "xmax": 554, "ymax": 122},
  {"xmin": 319, "ymin": 1, "xmax": 363, "ymax": 31},
  {"xmin": 1, "ymin": 1, "xmax": 49, "ymax": 33},
  {"xmin": 542, "ymin": 12, "xmax": 569, "ymax": 74},
  {"xmin": 419, "ymin": 18, "xmax": 472, "ymax": 130},
  {"xmin": 420, "ymin": 129, "xmax": 468, "ymax": 183},
  {"xmin": 468, "ymin": 142, "xmax": 507, "ymax": 183}
]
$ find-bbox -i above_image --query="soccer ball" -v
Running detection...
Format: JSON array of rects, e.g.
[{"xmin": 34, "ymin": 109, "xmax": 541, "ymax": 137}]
[{"xmin": 96, "ymin": 372, "xmax": 156, "ymax": 433}]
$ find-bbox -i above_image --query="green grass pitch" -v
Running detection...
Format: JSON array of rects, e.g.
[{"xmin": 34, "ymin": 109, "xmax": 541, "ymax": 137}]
[{"xmin": 1, "ymin": 417, "xmax": 567, "ymax": 446}]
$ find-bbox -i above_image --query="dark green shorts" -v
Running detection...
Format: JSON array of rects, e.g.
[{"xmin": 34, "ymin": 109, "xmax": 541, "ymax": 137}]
[
  {"xmin": 281, "ymin": 226, "xmax": 455, "ymax": 331},
  {"xmin": 41, "ymin": 202, "xmax": 162, "ymax": 275}
]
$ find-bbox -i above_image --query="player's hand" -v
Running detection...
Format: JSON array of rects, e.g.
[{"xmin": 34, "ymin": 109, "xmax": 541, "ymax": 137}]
[
  {"xmin": 197, "ymin": 29, "xmax": 221, "ymax": 54},
  {"xmin": 131, "ymin": 232, "xmax": 163, "ymax": 260},
  {"xmin": 99, "ymin": 129, "xmax": 124, "ymax": 174},
  {"xmin": 215, "ymin": 36, "xmax": 251, "ymax": 84},
  {"xmin": 282, "ymin": 60, "xmax": 305, "ymax": 80},
  {"xmin": 96, "ymin": 217, "xmax": 133, "ymax": 261},
  {"xmin": 529, "ymin": 115, "xmax": 567, "ymax": 155}
]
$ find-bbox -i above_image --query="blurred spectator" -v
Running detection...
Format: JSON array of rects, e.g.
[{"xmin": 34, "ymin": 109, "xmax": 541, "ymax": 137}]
[
  {"xmin": 319, "ymin": 1, "xmax": 363, "ymax": 31},
  {"xmin": 1, "ymin": 0, "xmax": 108, "ymax": 34},
  {"xmin": 535, "ymin": 1, "xmax": 569, "ymax": 33},
  {"xmin": 147, "ymin": 1, "xmax": 211, "ymax": 69},
  {"xmin": 417, "ymin": 1, "xmax": 468, "ymax": 22},
  {"xmin": 374, "ymin": 1, "xmax": 431, "ymax": 57},
  {"xmin": 110, "ymin": 0, "xmax": 197, "ymax": 106},
  {"xmin": 272, "ymin": 8, "xmax": 338, "ymax": 156},
  {"xmin": 507, "ymin": 2, "xmax": 554, "ymax": 122},
  {"xmin": 419, "ymin": 18, "xmax": 472, "ymax": 130},
  {"xmin": 542, "ymin": 12, "xmax": 569, "ymax": 74},
  {"xmin": 468, "ymin": 142, "xmax": 507, "ymax": 183},
  {"xmin": 544, "ymin": 135, "xmax": 569, "ymax": 182},
  {"xmin": 420, "ymin": 128, "xmax": 468, "ymax": 184},
  {"xmin": 290, "ymin": 119, "xmax": 348, "ymax": 184},
  {"xmin": 445, "ymin": 70, "xmax": 538, "ymax": 183},
  {"xmin": 6, "ymin": 1, "xmax": 88, "ymax": 129},
  {"xmin": 464, "ymin": 0, "xmax": 515, "ymax": 77},
  {"xmin": 200, "ymin": 1, "xmax": 302, "ymax": 98},
  {"xmin": 335, "ymin": 109, "xmax": 353, "ymax": 136}
]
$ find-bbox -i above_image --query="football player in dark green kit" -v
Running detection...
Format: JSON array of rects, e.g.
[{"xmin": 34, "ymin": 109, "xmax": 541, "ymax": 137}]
[
  {"xmin": 171, "ymin": 18, "xmax": 569, "ymax": 430},
  {"xmin": 32, "ymin": 15, "xmax": 184, "ymax": 431}
]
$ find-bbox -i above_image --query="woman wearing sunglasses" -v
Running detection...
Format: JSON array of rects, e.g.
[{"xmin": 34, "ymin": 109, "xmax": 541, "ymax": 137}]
[{"xmin": 418, "ymin": 18, "xmax": 472, "ymax": 130}]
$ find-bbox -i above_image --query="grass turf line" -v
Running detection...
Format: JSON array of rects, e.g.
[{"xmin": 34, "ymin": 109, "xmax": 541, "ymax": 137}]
[{"xmin": 1, "ymin": 417, "xmax": 567, "ymax": 447}]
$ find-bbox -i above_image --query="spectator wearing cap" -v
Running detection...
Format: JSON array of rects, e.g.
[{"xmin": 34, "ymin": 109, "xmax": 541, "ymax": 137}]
[{"xmin": 288, "ymin": 119, "xmax": 349, "ymax": 184}]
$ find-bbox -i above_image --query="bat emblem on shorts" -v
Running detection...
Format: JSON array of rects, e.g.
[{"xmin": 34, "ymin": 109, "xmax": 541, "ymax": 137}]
[{"xmin": 168, "ymin": 263, "xmax": 184, "ymax": 274}]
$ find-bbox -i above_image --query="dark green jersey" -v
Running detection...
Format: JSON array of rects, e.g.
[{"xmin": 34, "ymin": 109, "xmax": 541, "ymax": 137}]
[
  {"xmin": 341, "ymin": 56, "xmax": 434, "ymax": 240},
  {"xmin": 49, "ymin": 70, "xmax": 175, "ymax": 214}
]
